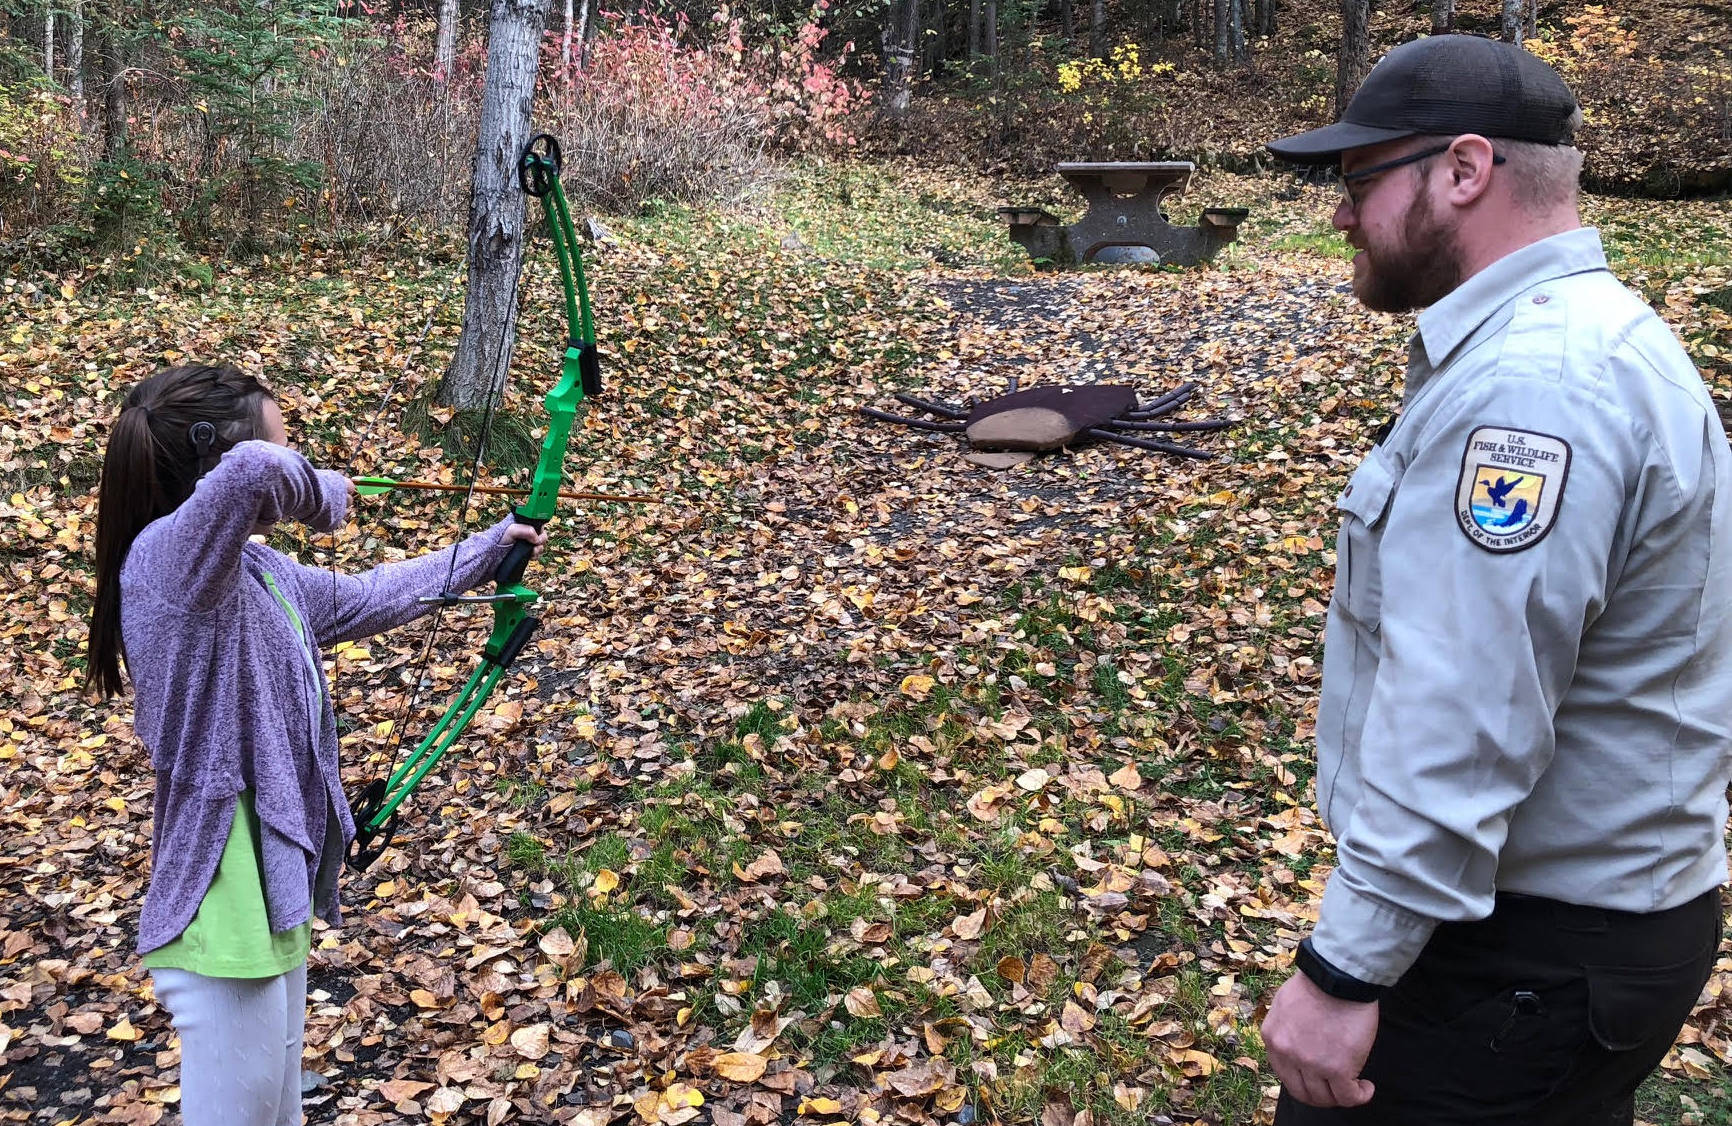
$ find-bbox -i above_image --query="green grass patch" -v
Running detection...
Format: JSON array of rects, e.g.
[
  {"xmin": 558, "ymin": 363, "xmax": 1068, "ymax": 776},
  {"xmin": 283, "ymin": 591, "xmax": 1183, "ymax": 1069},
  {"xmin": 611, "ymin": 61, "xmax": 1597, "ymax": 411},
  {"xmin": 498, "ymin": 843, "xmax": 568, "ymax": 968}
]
[
  {"xmin": 740, "ymin": 906, "xmax": 886, "ymax": 1013},
  {"xmin": 550, "ymin": 899, "xmax": 669, "ymax": 976},
  {"xmin": 493, "ymin": 777, "xmax": 548, "ymax": 810},
  {"xmin": 504, "ymin": 832, "xmax": 545, "ymax": 869},
  {"xmin": 1267, "ymin": 223, "xmax": 1354, "ymax": 260},
  {"xmin": 1639, "ymin": 1063, "xmax": 1732, "ymax": 1126}
]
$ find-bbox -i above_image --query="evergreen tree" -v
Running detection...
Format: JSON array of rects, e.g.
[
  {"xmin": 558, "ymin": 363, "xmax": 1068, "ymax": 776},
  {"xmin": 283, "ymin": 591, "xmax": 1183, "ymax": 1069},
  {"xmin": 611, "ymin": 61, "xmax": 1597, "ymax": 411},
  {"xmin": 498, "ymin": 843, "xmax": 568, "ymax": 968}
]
[{"xmin": 175, "ymin": 0, "xmax": 345, "ymax": 246}]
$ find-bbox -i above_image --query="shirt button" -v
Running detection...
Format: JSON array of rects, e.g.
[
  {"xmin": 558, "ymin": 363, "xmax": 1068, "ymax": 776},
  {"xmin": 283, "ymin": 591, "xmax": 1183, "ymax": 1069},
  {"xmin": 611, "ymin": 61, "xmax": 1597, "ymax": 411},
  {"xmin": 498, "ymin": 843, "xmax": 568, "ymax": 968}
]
[{"xmin": 1533, "ymin": 294, "xmax": 1550, "ymax": 304}]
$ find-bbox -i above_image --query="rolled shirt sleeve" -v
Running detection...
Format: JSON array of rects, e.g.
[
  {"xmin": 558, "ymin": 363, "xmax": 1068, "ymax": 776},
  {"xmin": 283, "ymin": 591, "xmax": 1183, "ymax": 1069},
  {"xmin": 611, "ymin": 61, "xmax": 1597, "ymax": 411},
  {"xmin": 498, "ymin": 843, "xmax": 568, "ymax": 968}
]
[{"xmin": 1311, "ymin": 375, "xmax": 1640, "ymax": 986}]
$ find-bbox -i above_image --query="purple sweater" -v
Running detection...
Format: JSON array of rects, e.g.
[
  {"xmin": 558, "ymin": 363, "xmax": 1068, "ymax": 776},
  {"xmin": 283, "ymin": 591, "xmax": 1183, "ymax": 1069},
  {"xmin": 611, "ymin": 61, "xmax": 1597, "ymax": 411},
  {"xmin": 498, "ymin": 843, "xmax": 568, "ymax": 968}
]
[{"xmin": 122, "ymin": 441, "xmax": 515, "ymax": 953}]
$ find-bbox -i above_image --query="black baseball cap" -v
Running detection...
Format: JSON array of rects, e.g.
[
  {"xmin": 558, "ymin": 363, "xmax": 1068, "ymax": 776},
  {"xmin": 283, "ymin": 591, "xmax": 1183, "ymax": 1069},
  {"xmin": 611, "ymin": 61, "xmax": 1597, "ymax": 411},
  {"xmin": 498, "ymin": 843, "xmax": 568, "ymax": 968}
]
[{"xmin": 1267, "ymin": 35, "xmax": 1579, "ymax": 163}]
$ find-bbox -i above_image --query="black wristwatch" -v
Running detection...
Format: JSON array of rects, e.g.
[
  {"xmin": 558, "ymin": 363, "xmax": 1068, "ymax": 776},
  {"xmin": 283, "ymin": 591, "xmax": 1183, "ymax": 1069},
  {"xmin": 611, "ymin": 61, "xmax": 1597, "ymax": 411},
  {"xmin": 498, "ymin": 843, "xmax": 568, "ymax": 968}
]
[{"xmin": 1296, "ymin": 938, "xmax": 1387, "ymax": 1003}]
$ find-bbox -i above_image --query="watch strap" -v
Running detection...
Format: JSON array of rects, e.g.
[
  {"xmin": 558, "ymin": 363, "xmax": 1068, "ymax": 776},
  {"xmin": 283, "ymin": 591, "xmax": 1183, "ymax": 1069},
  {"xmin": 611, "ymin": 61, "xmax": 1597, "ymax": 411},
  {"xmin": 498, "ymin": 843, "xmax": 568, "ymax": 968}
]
[{"xmin": 1296, "ymin": 937, "xmax": 1387, "ymax": 1003}]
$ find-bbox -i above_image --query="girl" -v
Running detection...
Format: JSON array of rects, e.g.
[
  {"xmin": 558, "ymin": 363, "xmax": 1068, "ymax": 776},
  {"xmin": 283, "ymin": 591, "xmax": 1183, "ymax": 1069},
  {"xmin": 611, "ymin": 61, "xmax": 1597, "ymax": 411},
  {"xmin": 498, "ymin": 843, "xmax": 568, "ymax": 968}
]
[{"xmin": 87, "ymin": 363, "xmax": 546, "ymax": 1125}]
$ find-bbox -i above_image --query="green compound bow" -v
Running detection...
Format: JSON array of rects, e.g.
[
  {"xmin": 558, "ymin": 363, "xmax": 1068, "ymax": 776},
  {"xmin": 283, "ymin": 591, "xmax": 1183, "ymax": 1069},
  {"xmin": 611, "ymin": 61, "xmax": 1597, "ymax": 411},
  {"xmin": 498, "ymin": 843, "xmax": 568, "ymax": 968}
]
[{"xmin": 346, "ymin": 134, "xmax": 602, "ymax": 871}]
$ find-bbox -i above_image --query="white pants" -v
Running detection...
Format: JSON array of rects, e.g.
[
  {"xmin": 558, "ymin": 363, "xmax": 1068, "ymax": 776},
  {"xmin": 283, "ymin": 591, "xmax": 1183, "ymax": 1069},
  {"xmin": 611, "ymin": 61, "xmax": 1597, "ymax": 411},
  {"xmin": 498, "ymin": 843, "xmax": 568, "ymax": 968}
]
[{"xmin": 151, "ymin": 964, "xmax": 307, "ymax": 1126}]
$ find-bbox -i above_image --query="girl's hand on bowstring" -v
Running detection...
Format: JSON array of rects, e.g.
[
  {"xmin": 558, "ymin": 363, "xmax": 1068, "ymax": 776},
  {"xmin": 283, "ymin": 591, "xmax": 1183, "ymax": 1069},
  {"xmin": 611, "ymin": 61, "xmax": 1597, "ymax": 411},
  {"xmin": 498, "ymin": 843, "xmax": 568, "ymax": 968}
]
[{"xmin": 502, "ymin": 521, "xmax": 548, "ymax": 561}]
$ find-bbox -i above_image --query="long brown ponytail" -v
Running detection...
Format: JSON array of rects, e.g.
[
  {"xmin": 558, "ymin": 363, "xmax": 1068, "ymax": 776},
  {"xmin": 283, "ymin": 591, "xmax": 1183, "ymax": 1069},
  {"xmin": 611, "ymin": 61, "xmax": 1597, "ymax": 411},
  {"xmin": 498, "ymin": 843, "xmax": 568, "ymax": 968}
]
[{"xmin": 87, "ymin": 364, "xmax": 273, "ymax": 699}]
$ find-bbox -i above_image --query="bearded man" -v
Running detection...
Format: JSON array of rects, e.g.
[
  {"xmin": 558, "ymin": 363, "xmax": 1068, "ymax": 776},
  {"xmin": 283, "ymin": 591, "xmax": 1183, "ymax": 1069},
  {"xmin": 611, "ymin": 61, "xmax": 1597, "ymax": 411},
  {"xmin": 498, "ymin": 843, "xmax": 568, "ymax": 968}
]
[{"xmin": 1259, "ymin": 34, "xmax": 1732, "ymax": 1126}]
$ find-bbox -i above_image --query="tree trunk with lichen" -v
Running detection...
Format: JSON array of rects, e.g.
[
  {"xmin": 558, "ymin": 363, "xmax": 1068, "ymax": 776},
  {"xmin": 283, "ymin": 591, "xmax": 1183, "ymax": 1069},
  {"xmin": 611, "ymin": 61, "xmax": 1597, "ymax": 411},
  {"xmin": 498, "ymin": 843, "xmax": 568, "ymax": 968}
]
[
  {"xmin": 438, "ymin": 0, "xmax": 554, "ymax": 411},
  {"xmin": 435, "ymin": 0, "xmax": 459, "ymax": 81},
  {"xmin": 880, "ymin": 0, "xmax": 917, "ymax": 115},
  {"xmin": 66, "ymin": 0, "xmax": 84, "ymax": 108},
  {"xmin": 1500, "ymin": 0, "xmax": 1522, "ymax": 42}
]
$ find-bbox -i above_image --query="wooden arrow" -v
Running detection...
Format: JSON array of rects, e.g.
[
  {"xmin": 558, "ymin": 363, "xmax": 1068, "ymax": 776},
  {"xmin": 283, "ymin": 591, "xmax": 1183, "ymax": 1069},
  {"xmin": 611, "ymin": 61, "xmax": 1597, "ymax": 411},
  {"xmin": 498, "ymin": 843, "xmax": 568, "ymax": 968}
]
[{"xmin": 354, "ymin": 476, "xmax": 660, "ymax": 505}]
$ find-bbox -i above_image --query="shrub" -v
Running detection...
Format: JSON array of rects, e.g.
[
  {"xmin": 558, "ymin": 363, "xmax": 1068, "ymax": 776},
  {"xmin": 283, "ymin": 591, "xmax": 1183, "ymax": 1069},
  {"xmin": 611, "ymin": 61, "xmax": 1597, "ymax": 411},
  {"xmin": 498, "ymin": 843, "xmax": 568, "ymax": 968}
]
[
  {"xmin": 541, "ymin": 6, "xmax": 867, "ymax": 211},
  {"xmin": 750, "ymin": 8, "xmax": 869, "ymax": 151},
  {"xmin": 544, "ymin": 11, "xmax": 776, "ymax": 211},
  {"xmin": 0, "ymin": 79, "xmax": 81, "ymax": 233},
  {"xmin": 298, "ymin": 18, "xmax": 483, "ymax": 234}
]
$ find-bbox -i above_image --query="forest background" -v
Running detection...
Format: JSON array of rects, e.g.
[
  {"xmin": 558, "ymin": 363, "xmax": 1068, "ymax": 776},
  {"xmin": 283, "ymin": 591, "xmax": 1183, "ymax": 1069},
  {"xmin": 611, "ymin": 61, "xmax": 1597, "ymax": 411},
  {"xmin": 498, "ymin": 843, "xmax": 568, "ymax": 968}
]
[{"xmin": 1, "ymin": 0, "xmax": 1731, "ymax": 1124}]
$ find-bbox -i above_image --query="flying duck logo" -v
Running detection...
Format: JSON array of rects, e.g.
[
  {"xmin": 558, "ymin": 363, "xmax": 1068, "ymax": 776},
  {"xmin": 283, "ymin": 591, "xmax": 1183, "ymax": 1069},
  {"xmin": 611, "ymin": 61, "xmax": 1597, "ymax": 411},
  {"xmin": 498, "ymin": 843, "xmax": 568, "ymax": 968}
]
[{"xmin": 1454, "ymin": 426, "xmax": 1570, "ymax": 553}]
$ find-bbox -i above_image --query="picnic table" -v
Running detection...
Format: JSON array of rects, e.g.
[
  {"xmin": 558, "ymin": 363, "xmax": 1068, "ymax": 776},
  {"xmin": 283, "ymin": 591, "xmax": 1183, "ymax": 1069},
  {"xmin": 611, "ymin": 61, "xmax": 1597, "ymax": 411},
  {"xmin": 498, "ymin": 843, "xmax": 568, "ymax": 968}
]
[{"xmin": 998, "ymin": 161, "xmax": 1248, "ymax": 267}]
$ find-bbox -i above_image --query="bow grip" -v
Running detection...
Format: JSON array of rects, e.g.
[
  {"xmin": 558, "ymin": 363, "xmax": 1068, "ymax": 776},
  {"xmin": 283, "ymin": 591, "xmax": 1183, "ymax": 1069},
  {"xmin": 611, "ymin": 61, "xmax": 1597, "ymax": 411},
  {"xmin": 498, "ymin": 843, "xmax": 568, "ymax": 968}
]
[{"xmin": 497, "ymin": 511, "xmax": 549, "ymax": 587}]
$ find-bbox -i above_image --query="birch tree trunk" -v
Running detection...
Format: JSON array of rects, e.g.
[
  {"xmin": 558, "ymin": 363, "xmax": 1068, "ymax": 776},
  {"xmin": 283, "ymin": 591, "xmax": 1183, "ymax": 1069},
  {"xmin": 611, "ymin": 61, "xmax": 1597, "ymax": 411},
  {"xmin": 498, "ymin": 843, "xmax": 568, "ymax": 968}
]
[
  {"xmin": 1431, "ymin": 0, "xmax": 1453, "ymax": 35},
  {"xmin": 435, "ymin": 0, "xmax": 460, "ymax": 80},
  {"xmin": 43, "ymin": 6, "xmax": 55, "ymax": 80},
  {"xmin": 575, "ymin": 0, "xmax": 592, "ymax": 70},
  {"xmin": 561, "ymin": 0, "xmax": 573, "ymax": 76},
  {"xmin": 1500, "ymin": 0, "xmax": 1521, "ymax": 42},
  {"xmin": 1335, "ymin": 0, "xmax": 1371, "ymax": 119},
  {"xmin": 66, "ymin": 0, "xmax": 83, "ymax": 106},
  {"xmin": 880, "ymin": 0, "xmax": 915, "ymax": 115},
  {"xmin": 439, "ymin": 0, "xmax": 555, "ymax": 411}
]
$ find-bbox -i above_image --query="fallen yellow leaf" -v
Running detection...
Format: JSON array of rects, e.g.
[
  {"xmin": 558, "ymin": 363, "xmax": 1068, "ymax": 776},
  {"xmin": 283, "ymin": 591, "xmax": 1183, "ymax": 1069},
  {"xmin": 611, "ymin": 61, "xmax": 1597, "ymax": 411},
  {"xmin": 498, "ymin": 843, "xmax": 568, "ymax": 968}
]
[
  {"xmin": 899, "ymin": 674, "xmax": 936, "ymax": 699},
  {"xmin": 798, "ymin": 1097, "xmax": 844, "ymax": 1116},
  {"xmin": 712, "ymin": 1051, "xmax": 769, "ymax": 1082}
]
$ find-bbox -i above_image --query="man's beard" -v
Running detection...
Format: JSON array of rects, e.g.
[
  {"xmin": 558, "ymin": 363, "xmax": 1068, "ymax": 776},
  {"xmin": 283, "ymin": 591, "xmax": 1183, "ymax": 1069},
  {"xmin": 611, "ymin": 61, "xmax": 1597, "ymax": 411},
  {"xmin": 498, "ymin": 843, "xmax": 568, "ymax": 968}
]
[{"xmin": 1355, "ymin": 184, "xmax": 1463, "ymax": 314}]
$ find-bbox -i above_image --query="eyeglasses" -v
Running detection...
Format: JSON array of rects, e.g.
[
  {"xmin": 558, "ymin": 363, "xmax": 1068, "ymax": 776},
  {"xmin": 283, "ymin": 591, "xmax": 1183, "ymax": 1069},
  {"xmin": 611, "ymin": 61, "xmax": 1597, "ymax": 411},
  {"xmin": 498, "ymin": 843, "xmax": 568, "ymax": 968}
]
[{"xmin": 1336, "ymin": 143, "xmax": 1506, "ymax": 210}]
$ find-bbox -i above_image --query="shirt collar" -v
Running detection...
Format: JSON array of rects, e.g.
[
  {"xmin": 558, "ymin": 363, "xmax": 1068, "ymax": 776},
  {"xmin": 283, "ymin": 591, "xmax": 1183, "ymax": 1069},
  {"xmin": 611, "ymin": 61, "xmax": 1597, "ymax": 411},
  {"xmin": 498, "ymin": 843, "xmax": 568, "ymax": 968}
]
[{"xmin": 1412, "ymin": 227, "xmax": 1610, "ymax": 374}]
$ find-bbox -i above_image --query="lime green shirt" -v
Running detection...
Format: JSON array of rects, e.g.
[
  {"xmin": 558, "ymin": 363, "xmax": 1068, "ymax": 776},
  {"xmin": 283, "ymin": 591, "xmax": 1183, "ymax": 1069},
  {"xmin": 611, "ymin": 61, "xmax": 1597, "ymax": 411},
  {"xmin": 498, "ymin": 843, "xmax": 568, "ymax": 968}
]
[{"xmin": 142, "ymin": 790, "xmax": 311, "ymax": 978}]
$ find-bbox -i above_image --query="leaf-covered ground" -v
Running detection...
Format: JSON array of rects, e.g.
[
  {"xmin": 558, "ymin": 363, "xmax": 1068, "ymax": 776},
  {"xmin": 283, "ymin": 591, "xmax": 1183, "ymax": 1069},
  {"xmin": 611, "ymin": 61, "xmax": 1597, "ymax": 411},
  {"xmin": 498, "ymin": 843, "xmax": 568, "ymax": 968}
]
[{"xmin": 2, "ymin": 163, "xmax": 1731, "ymax": 1126}]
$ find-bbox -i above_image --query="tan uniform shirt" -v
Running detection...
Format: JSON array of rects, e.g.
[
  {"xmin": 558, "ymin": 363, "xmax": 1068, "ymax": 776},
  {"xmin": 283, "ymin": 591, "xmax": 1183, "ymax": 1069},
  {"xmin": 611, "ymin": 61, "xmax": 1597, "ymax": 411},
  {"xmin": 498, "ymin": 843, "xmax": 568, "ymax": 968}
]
[{"xmin": 1312, "ymin": 227, "xmax": 1732, "ymax": 986}]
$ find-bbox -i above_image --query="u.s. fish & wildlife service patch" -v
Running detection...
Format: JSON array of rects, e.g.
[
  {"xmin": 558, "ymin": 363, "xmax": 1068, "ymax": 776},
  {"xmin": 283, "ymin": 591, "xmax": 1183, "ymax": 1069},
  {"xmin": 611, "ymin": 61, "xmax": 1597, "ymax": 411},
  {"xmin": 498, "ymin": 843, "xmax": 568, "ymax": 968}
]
[{"xmin": 1454, "ymin": 426, "xmax": 1571, "ymax": 553}]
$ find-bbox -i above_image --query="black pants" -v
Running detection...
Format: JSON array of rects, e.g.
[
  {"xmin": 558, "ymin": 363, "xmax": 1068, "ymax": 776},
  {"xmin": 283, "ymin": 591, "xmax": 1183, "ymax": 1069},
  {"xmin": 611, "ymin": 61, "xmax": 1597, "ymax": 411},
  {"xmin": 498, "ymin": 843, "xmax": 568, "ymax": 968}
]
[{"xmin": 1276, "ymin": 888, "xmax": 1722, "ymax": 1126}]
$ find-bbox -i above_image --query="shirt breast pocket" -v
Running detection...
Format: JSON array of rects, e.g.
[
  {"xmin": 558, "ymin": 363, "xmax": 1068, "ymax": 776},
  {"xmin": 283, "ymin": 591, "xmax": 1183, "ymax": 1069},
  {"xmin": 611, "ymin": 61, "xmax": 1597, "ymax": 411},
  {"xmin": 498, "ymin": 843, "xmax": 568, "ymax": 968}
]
[{"xmin": 1335, "ymin": 448, "xmax": 1400, "ymax": 625}]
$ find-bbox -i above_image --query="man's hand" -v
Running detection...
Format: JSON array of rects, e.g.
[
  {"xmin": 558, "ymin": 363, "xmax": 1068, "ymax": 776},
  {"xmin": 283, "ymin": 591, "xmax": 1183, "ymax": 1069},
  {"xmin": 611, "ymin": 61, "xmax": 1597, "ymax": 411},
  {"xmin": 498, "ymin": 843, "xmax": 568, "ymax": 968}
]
[{"xmin": 1261, "ymin": 971, "xmax": 1379, "ymax": 1108}]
